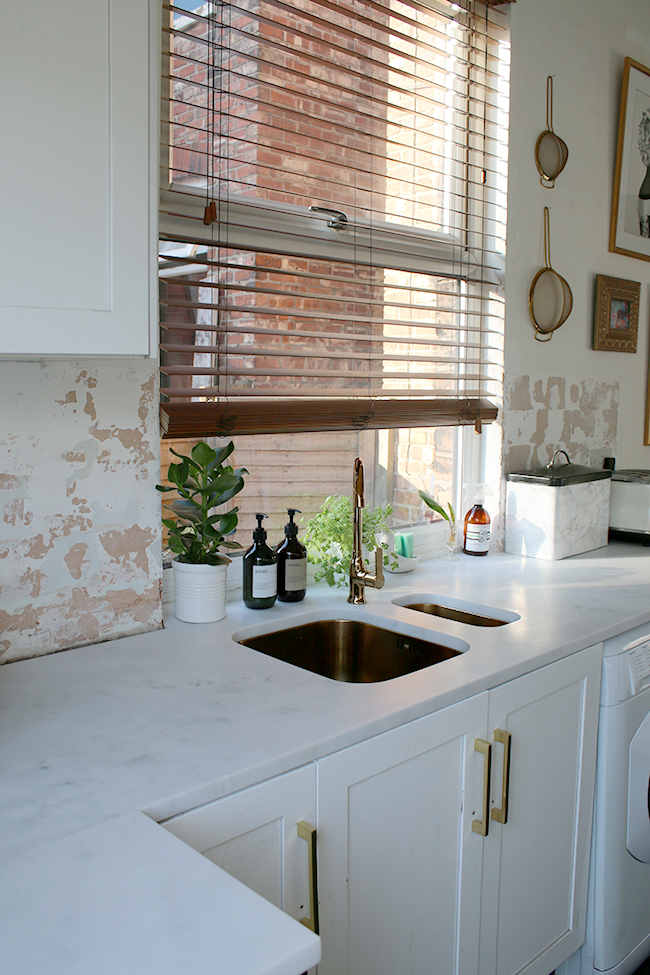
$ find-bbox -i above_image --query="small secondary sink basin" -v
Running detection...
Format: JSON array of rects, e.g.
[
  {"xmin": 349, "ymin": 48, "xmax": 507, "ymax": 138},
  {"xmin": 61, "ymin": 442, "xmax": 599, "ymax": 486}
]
[
  {"xmin": 392, "ymin": 594, "xmax": 520, "ymax": 627},
  {"xmin": 237, "ymin": 618, "xmax": 466, "ymax": 683}
]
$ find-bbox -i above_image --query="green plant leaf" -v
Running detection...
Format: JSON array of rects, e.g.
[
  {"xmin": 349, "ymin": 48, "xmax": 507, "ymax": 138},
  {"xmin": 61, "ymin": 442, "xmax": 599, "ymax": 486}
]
[
  {"xmin": 209, "ymin": 441, "xmax": 235, "ymax": 469},
  {"xmin": 167, "ymin": 460, "xmax": 188, "ymax": 487},
  {"xmin": 216, "ymin": 509, "xmax": 239, "ymax": 535},
  {"xmin": 203, "ymin": 472, "xmax": 245, "ymax": 505},
  {"xmin": 418, "ymin": 490, "xmax": 450, "ymax": 521},
  {"xmin": 191, "ymin": 441, "xmax": 217, "ymax": 467}
]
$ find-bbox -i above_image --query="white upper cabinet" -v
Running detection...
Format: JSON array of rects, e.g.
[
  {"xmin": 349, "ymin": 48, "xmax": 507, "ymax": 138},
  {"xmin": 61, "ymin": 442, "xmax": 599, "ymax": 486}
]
[{"xmin": 0, "ymin": 0, "xmax": 157, "ymax": 356}]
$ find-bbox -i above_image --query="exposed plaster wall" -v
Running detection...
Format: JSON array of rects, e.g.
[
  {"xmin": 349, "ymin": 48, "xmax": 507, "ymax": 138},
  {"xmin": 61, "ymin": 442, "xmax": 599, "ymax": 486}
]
[
  {"xmin": 503, "ymin": 375, "xmax": 619, "ymax": 474},
  {"xmin": 0, "ymin": 360, "xmax": 162, "ymax": 663}
]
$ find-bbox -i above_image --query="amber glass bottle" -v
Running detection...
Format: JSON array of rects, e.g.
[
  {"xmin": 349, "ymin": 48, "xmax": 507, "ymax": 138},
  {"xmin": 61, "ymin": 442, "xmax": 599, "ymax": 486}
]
[{"xmin": 463, "ymin": 502, "xmax": 491, "ymax": 556}]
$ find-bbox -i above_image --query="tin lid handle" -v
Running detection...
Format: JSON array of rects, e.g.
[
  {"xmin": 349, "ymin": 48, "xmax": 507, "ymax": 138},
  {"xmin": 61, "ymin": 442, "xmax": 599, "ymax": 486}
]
[{"xmin": 546, "ymin": 449, "xmax": 571, "ymax": 469}]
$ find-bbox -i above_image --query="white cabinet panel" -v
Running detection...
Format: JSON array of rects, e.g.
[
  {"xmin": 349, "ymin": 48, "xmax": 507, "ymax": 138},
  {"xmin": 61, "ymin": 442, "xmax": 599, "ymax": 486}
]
[
  {"xmin": 162, "ymin": 763, "xmax": 317, "ymax": 927},
  {"xmin": 317, "ymin": 694, "xmax": 488, "ymax": 975},
  {"xmin": 480, "ymin": 644, "xmax": 602, "ymax": 975},
  {"xmin": 0, "ymin": 0, "xmax": 155, "ymax": 356}
]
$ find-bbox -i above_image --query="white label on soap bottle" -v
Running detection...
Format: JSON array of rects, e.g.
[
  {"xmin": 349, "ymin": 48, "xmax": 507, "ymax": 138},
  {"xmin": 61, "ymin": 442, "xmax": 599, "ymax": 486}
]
[
  {"xmin": 284, "ymin": 559, "xmax": 307, "ymax": 591},
  {"xmin": 465, "ymin": 524, "xmax": 490, "ymax": 553},
  {"xmin": 252, "ymin": 564, "xmax": 277, "ymax": 598}
]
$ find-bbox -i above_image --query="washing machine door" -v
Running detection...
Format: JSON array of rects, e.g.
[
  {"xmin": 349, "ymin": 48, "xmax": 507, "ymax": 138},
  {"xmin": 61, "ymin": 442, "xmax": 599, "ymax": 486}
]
[{"xmin": 628, "ymin": 710, "xmax": 650, "ymax": 861}]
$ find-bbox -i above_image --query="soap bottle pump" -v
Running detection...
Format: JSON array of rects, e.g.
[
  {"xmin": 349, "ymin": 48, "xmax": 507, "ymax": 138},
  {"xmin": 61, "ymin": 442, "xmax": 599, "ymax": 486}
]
[
  {"xmin": 276, "ymin": 508, "xmax": 307, "ymax": 602},
  {"xmin": 243, "ymin": 513, "xmax": 277, "ymax": 609},
  {"xmin": 463, "ymin": 491, "xmax": 491, "ymax": 556}
]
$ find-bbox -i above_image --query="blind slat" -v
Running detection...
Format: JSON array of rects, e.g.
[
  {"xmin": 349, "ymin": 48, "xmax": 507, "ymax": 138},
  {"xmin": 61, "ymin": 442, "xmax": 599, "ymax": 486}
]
[{"xmin": 160, "ymin": 397, "xmax": 499, "ymax": 438}]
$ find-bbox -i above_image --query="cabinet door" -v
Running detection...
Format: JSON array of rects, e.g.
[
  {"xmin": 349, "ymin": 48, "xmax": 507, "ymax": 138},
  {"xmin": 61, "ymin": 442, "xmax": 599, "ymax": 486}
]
[
  {"xmin": 161, "ymin": 764, "xmax": 317, "ymax": 930},
  {"xmin": 0, "ymin": 0, "xmax": 155, "ymax": 356},
  {"xmin": 479, "ymin": 644, "xmax": 602, "ymax": 975},
  {"xmin": 317, "ymin": 693, "xmax": 489, "ymax": 975}
]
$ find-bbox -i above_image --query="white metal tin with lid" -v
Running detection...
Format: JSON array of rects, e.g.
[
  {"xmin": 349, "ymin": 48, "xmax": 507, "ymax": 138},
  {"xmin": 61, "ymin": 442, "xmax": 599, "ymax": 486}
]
[{"xmin": 505, "ymin": 450, "xmax": 612, "ymax": 560}]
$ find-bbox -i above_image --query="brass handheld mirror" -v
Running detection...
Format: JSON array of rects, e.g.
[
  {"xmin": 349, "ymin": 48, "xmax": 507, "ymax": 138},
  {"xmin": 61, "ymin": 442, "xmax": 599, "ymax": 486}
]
[
  {"xmin": 535, "ymin": 76, "xmax": 568, "ymax": 187},
  {"xmin": 529, "ymin": 207, "xmax": 573, "ymax": 342}
]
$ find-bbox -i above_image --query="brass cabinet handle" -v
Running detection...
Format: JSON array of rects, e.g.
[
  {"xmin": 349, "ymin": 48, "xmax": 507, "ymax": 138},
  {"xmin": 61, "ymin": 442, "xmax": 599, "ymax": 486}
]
[
  {"xmin": 491, "ymin": 728, "xmax": 512, "ymax": 825},
  {"xmin": 472, "ymin": 739, "xmax": 491, "ymax": 836},
  {"xmin": 297, "ymin": 821, "xmax": 319, "ymax": 935}
]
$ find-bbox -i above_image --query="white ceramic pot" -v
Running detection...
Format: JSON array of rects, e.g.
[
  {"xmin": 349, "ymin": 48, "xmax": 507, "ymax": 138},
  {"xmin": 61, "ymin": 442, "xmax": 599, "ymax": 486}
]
[{"xmin": 173, "ymin": 559, "xmax": 228, "ymax": 623}]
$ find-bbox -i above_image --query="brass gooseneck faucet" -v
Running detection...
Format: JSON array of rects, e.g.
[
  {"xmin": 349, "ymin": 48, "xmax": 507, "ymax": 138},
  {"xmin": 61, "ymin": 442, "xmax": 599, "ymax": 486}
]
[{"xmin": 349, "ymin": 457, "xmax": 384, "ymax": 604}]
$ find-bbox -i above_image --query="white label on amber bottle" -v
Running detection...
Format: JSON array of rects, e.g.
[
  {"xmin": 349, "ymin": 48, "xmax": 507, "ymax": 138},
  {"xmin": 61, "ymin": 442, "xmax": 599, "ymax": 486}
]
[
  {"xmin": 252, "ymin": 564, "xmax": 277, "ymax": 598},
  {"xmin": 284, "ymin": 559, "xmax": 307, "ymax": 591},
  {"xmin": 465, "ymin": 524, "xmax": 490, "ymax": 553}
]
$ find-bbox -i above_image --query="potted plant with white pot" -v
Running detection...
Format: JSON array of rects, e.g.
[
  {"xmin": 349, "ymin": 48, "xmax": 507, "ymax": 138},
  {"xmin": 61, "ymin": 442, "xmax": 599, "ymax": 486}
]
[{"xmin": 157, "ymin": 441, "xmax": 247, "ymax": 623}]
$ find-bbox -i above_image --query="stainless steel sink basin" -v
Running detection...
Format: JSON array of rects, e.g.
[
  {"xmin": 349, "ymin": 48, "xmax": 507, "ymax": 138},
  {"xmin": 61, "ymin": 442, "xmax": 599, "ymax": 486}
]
[
  {"xmin": 392, "ymin": 594, "xmax": 520, "ymax": 627},
  {"xmin": 401, "ymin": 603, "xmax": 508, "ymax": 626},
  {"xmin": 237, "ymin": 618, "xmax": 466, "ymax": 683}
]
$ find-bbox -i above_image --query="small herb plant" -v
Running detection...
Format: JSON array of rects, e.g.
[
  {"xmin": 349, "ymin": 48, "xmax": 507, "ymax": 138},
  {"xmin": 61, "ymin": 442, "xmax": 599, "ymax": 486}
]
[
  {"xmin": 304, "ymin": 494, "xmax": 396, "ymax": 587},
  {"xmin": 418, "ymin": 490, "xmax": 456, "ymax": 524},
  {"xmin": 156, "ymin": 441, "xmax": 247, "ymax": 565}
]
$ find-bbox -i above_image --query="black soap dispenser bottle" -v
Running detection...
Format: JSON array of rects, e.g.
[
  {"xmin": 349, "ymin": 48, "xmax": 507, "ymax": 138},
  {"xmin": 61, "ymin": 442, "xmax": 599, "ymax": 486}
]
[
  {"xmin": 243, "ymin": 513, "xmax": 277, "ymax": 609},
  {"xmin": 276, "ymin": 508, "xmax": 307, "ymax": 602}
]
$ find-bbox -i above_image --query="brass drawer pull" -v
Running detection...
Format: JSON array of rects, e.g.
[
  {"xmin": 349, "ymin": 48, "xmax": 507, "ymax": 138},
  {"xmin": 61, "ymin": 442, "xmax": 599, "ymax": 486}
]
[
  {"xmin": 472, "ymin": 738, "xmax": 491, "ymax": 836},
  {"xmin": 297, "ymin": 821, "xmax": 319, "ymax": 935},
  {"xmin": 491, "ymin": 729, "xmax": 512, "ymax": 825}
]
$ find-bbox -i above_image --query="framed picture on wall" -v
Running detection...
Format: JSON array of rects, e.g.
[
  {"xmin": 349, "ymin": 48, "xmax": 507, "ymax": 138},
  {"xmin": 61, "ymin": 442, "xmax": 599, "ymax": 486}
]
[
  {"xmin": 610, "ymin": 58, "xmax": 650, "ymax": 261},
  {"xmin": 593, "ymin": 274, "xmax": 640, "ymax": 352}
]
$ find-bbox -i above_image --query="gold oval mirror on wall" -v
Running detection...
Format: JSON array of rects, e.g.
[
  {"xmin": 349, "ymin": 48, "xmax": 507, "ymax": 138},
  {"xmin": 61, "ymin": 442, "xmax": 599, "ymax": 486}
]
[{"xmin": 535, "ymin": 76, "xmax": 569, "ymax": 187}]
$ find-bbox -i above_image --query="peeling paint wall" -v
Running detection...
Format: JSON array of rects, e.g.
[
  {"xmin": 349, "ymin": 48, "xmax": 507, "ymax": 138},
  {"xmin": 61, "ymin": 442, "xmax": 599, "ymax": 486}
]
[
  {"xmin": 503, "ymin": 375, "xmax": 619, "ymax": 473},
  {"xmin": 0, "ymin": 360, "xmax": 162, "ymax": 663}
]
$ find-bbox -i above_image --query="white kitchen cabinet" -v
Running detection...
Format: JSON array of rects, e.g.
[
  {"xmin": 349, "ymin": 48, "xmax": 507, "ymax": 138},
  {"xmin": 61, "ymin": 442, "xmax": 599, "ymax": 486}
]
[
  {"xmin": 479, "ymin": 643, "xmax": 602, "ymax": 975},
  {"xmin": 317, "ymin": 644, "xmax": 601, "ymax": 975},
  {"xmin": 161, "ymin": 644, "xmax": 601, "ymax": 975},
  {"xmin": 317, "ymin": 692, "xmax": 488, "ymax": 975},
  {"xmin": 162, "ymin": 763, "xmax": 318, "ymax": 933},
  {"xmin": 0, "ymin": 0, "xmax": 157, "ymax": 357}
]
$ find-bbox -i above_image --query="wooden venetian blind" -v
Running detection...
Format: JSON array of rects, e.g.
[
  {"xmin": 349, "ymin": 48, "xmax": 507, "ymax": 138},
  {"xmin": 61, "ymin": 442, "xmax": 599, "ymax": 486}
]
[{"xmin": 159, "ymin": 0, "xmax": 509, "ymax": 439}]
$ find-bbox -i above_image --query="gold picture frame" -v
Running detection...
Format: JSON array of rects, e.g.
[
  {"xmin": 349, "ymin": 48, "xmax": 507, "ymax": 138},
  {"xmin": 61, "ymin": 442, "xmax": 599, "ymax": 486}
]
[
  {"xmin": 610, "ymin": 57, "xmax": 650, "ymax": 261},
  {"xmin": 593, "ymin": 274, "xmax": 640, "ymax": 352}
]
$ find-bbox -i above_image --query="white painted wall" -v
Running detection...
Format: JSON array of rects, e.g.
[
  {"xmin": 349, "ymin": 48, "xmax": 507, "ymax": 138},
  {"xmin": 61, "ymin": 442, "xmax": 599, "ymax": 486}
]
[{"xmin": 504, "ymin": 0, "xmax": 650, "ymax": 471}]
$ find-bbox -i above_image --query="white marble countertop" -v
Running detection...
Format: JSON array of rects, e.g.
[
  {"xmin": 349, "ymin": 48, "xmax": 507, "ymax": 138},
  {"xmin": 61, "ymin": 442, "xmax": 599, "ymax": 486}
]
[{"xmin": 3, "ymin": 542, "xmax": 650, "ymax": 974}]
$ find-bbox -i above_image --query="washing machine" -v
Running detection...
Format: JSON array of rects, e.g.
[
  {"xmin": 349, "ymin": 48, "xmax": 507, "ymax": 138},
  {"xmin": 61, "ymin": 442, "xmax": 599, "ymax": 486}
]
[{"xmin": 557, "ymin": 622, "xmax": 650, "ymax": 975}]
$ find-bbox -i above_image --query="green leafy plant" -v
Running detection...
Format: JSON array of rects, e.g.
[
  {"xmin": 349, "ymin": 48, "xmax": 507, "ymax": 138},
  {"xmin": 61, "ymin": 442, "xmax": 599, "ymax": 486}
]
[
  {"xmin": 418, "ymin": 490, "xmax": 456, "ymax": 524},
  {"xmin": 304, "ymin": 495, "xmax": 396, "ymax": 587},
  {"xmin": 156, "ymin": 441, "xmax": 247, "ymax": 565}
]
